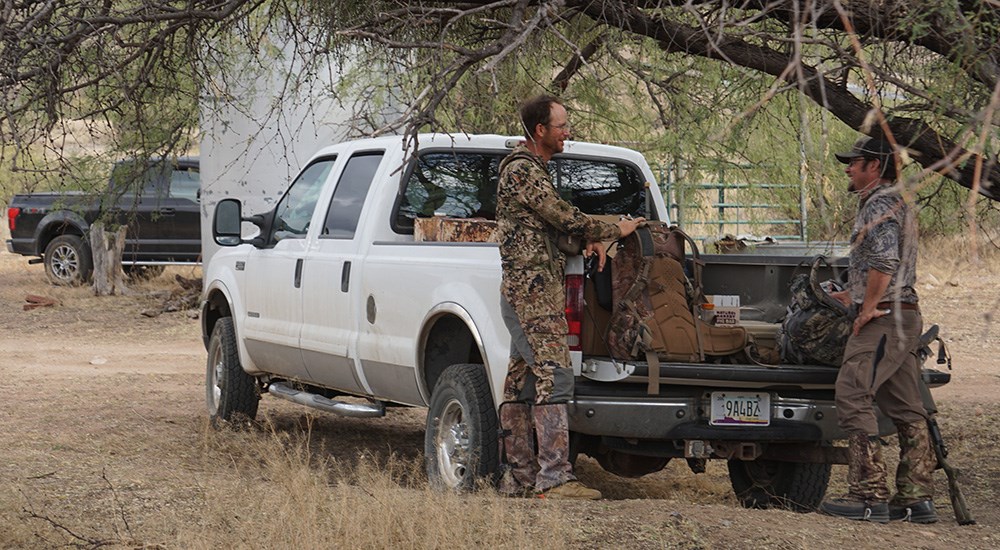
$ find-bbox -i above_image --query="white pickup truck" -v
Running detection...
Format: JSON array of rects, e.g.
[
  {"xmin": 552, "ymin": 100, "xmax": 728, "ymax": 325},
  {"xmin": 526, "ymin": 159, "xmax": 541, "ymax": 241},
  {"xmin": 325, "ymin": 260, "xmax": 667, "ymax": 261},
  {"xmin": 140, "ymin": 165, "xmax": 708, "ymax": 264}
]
[{"xmin": 201, "ymin": 133, "xmax": 950, "ymax": 510}]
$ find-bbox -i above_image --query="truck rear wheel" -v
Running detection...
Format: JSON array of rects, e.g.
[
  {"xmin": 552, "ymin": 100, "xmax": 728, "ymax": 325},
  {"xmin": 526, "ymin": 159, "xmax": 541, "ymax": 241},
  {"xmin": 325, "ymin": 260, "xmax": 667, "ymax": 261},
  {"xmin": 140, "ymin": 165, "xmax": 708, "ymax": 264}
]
[
  {"xmin": 424, "ymin": 364, "xmax": 499, "ymax": 491},
  {"xmin": 206, "ymin": 317, "xmax": 259, "ymax": 426},
  {"xmin": 727, "ymin": 458, "xmax": 830, "ymax": 512},
  {"xmin": 44, "ymin": 234, "xmax": 93, "ymax": 286}
]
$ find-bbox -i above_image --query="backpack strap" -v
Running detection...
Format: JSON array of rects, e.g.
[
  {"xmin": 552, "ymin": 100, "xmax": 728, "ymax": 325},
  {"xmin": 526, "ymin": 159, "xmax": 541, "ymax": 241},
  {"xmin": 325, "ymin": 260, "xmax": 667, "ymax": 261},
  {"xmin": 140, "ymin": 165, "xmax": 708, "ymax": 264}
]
[
  {"xmin": 646, "ymin": 351, "xmax": 661, "ymax": 395},
  {"xmin": 809, "ymin": 255, "xmax": 851, "ymax": 316},
  {"xmin": 670, "ymin": 226, "xmax": 706, "ymax": 362},
  {"xmin": 614, "ymin": 227, "xmax": 665, "ymax": 395}
]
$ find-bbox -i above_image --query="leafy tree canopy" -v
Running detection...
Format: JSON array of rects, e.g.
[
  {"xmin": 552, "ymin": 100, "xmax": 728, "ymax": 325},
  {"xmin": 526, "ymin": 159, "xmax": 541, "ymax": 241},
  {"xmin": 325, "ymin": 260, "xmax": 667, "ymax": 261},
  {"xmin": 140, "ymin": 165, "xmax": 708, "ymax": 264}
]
[{"xmin": 1, "ymin": 0, "xmax": 997, "ymax": 206}]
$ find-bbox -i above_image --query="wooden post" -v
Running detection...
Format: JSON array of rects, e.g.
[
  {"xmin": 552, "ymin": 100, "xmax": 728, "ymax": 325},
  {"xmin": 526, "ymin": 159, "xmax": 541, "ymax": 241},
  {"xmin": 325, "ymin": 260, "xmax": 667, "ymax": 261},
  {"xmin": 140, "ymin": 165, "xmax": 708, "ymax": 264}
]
[{"xmin": 90, "ymin": 223, "xmax": 130, "ymax": 296}]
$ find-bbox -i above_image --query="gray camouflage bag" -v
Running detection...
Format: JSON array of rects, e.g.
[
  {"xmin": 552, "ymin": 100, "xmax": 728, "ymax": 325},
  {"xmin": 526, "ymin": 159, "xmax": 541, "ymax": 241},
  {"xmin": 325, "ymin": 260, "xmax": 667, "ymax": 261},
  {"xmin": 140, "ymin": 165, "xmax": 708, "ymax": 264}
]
[{"xmin": 777, "ymin": 256, "xmax": 854, "ymax": 367}]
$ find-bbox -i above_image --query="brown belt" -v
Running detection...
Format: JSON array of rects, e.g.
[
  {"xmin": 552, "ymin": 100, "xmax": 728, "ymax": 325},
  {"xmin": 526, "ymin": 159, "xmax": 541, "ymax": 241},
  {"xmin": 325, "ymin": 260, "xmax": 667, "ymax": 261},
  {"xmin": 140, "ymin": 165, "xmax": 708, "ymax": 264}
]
[{"xmin": 876, "ymin": 301, "xmax": 919, "ymax": 311}]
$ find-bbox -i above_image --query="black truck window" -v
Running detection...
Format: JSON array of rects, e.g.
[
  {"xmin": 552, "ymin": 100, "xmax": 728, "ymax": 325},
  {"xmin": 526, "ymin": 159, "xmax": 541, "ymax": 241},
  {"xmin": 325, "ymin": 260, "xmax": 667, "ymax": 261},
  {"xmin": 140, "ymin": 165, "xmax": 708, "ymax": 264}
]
[
  {"xmin": 551, "ymin": 158, "xmax": 647, "ymax": 218},
  {"xmin": 394, "ymin": 151, "xmax": 649, "ymax": 233},
  {"xmin": 321, "ymin": 152, "xmax": 385, "ymax": 239}
]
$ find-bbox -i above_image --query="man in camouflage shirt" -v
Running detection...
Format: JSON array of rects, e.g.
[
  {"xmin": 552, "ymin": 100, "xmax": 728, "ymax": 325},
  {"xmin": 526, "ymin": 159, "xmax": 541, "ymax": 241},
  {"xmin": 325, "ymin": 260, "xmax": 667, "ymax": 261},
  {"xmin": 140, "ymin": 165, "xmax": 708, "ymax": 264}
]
[
  {"xmin": 496, "ymin": 95, "xmax": 643, "ymax": 499},
  {"xmin": 819, "ymin": 137, "xmax": 938, "ymax": 524}
]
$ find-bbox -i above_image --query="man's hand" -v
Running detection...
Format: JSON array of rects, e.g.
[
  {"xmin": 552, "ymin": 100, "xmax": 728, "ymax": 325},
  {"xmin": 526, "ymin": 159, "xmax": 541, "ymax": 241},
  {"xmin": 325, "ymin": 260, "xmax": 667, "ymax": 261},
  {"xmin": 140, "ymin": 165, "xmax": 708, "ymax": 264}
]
[
  {"xmin": 617, "ymin": 217, "xmax": 646, "ymax": 237},
  {"xmin": 853, "ymin": 306, "xmax": 890, "ymax": 336},
  {"xmin": 828, "ymin": 289, "xmax": 852, "ymax": 308},
  {"xmin": 853, "ymin": 269, "xmax": 893, "ymax": 335},
  {"xmin": 585, "ymin": 241, "xmax": 608, "ymax": 271}
]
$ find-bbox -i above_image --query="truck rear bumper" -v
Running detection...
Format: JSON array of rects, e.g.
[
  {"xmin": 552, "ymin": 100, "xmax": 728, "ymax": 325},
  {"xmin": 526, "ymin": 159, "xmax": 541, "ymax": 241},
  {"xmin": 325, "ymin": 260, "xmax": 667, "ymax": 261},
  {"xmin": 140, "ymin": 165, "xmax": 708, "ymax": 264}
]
[
  {"xmin": 6, "ymin": 237, "xmax": 37, "ymax": 256},
  {"xmin": 568, "ymin": 393, "xmax": 893, "ymax": 442}
]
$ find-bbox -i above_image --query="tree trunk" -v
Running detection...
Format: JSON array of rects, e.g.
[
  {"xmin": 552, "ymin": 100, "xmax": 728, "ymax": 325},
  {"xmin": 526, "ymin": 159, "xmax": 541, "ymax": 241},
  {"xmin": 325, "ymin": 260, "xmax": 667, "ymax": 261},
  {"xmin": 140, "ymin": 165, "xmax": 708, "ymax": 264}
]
[{"xmin": 90, "ymin": 223, "xmax": 130, "ymax": 296}]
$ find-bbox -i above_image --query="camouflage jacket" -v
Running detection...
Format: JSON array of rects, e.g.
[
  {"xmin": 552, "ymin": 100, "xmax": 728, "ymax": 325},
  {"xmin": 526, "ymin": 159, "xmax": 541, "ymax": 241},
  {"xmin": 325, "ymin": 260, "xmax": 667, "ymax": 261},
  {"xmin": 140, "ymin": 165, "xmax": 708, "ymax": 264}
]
[
  {"xmin": 847, "ymin": 184, "xmax": 919, "ymax": 305},
  {"xmin": 496, "ymin": 145, "xmax": 620, "ymax": 303}
]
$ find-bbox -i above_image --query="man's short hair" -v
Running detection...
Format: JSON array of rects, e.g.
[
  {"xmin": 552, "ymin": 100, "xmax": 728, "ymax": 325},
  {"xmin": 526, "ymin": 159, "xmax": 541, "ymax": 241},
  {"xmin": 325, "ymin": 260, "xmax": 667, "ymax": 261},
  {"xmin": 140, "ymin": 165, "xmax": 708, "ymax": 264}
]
[
  {"xmin": 835, "ymin": 136, "xmax": 898, "ymax": 180},
  {"xmin": 520, "ymin": 95, "xmax": 562, "ymax": 141}
]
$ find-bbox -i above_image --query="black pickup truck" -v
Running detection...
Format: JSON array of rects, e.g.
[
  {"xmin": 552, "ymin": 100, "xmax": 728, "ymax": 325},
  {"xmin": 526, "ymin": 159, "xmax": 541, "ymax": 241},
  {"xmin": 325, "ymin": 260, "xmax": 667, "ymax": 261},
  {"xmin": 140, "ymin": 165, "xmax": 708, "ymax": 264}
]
[{"xmin": 5, "ymin": 157, "xmax": 201, "ymax": 285}]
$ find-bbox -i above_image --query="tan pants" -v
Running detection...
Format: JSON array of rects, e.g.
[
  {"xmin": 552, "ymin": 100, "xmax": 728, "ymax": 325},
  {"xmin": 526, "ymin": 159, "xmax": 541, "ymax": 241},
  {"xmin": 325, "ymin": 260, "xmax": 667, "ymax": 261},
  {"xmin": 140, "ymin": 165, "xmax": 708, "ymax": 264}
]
[{"xmin": 835, "ymin": 310, "xmax": 927, "ymax": 435}]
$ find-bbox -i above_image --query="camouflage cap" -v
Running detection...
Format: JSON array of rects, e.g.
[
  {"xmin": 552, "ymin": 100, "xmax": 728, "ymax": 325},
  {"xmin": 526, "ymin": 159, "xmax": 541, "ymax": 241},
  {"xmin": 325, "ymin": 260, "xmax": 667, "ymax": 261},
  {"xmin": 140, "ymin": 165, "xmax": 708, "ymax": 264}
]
[{"xmin": 835, "ymin": 137, "xmax": 894, "ymax": 163}]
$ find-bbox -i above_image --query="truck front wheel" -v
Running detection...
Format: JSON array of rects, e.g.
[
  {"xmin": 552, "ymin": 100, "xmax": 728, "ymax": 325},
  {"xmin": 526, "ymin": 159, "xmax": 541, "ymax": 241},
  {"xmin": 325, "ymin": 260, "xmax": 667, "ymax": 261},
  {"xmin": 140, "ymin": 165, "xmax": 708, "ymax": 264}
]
[
  {"xmin": 727, "ymin": 458, "xmax": 830, "ymax": 512},
  {"xmin": 424, "ymin": 364, "xmax": 499, "ymax": 491},
  {"xmin": 206, "ymin": 317, "xmax": 259, "ymax": 426},
  {"xmin": 44, "ymin": 235, "xmax": 93, "ymax": 286}
]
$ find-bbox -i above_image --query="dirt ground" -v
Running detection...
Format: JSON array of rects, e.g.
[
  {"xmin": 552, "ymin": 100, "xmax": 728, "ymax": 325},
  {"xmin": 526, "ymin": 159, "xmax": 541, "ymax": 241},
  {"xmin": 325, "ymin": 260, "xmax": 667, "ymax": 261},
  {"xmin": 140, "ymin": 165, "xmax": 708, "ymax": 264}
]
[{"xmin": 1, "ymin": 235, "xmax": 998, "ymax": 549}]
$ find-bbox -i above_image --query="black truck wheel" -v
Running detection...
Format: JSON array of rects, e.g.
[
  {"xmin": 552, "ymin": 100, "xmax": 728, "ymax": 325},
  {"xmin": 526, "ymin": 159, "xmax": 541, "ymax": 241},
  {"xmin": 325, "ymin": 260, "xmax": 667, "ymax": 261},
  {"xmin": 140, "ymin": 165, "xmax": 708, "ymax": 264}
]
[
  {"xmin": 728, "ymin": 458, "xmax": 830, "ymax": 512},
  {"xmin": 206, "ymin": 317, "xmax": 259, "ymax": 426},
  {"xmin": 424, "ymin": 364, "xmax": 499, "ymax": 491},
  {"xmin": 44, "ymin": 234, "xmax": 93, "ymax": 286}
]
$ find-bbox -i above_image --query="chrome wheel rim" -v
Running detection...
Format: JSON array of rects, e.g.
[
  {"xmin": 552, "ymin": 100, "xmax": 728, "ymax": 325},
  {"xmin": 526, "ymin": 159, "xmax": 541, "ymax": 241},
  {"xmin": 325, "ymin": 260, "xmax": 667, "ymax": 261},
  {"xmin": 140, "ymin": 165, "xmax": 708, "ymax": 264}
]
[
  {"xmin": 50, "ymin": 243, "xmax": 79, "ymax": 282},
  {"xmin": 436, "ymin": 398, "xmax": 469, "ymax": 488}
]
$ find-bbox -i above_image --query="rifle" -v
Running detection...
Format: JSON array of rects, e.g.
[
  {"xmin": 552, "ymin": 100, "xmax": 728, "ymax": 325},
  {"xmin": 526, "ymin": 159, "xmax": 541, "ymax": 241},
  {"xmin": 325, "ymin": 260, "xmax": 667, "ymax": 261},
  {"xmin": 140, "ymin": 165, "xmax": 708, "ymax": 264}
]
[{"xmin": 916, "ymin": 325, "xmax": 976, "ymax": 526}]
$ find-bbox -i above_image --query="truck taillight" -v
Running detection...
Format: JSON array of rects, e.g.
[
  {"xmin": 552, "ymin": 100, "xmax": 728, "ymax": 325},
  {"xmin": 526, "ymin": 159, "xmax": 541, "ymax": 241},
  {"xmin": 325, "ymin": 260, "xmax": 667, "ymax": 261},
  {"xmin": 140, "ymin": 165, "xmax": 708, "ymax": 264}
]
[
  {"xmin": 565, "ymin": 273, "xmax": 584, "ymax": 352},
  {"xmin": 7, "ymin": 207, "xmax": 19, "ymax": 232}
]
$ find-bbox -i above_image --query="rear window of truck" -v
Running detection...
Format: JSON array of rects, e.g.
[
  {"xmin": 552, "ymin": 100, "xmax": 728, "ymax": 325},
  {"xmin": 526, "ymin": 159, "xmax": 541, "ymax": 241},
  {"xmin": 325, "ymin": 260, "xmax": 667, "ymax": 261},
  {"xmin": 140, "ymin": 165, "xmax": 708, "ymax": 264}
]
[{"xmin": 394, "ymin": 151, "xmax": 649, "ymax": 233}]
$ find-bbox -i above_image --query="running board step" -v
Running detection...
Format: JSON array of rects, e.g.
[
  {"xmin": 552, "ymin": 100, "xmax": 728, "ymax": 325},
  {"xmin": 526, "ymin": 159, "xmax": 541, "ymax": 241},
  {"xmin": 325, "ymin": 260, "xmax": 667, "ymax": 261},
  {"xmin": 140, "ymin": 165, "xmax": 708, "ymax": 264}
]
[{"xmin": 268, "ymin": 382, "xmax": 386, "ymax": 418}]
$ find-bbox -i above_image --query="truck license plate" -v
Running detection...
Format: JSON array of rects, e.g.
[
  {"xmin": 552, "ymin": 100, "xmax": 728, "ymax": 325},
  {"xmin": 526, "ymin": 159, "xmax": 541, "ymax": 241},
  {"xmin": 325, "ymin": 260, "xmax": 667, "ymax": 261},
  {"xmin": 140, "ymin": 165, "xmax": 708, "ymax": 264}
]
[{"xmin": 710, "ymin": 392, "xmax": 770, "ymax": 426}]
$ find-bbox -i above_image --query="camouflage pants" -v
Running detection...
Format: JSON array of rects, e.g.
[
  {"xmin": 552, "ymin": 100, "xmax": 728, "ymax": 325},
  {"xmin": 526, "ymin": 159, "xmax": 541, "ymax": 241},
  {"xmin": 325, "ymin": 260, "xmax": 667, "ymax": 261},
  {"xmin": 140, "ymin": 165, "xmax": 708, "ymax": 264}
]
[
  {"xmin": 892, "ymin": 420, "xmax": 936, "ymax": 504},
  {"xmin": 498, "ymin": 401, "xmax": 576, "ymax": 494},
  {"xmin": 498, "ymin": 294, "xmax": 576, "ymax": 494},
  {"xmin": 500, "ymin": 296, "xmax": 574, "ymax": 404},
  {"xmin": 835, "ymin": 311, "xmax": 927, "ymax": 435},
  {"xmin": 847, "ymin": 431, "xmax": 890, "ymax": 502}
]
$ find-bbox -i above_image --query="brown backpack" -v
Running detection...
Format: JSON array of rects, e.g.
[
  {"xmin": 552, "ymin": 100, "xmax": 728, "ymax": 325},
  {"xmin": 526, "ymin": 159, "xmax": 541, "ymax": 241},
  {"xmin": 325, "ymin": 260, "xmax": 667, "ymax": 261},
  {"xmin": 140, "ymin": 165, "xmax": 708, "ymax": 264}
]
[{"xmin": 606, "ymin": 223, "xmax": 747, "ymax": 394}]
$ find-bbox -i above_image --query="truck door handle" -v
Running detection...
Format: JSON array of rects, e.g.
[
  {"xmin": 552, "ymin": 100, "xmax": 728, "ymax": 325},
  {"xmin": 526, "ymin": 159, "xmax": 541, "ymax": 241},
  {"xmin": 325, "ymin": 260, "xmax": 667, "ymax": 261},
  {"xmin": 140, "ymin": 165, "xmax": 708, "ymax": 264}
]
[
  {"xmin": 159, "ymin": 208, "xmax": 176, "ymax": 216},
  {"xmin": 294, "ymin": 258, "xmax": 303, "ymax": 288},
  {"xmin": 341, "ymin": 261, "xmax": 351, "ymax": 292}
]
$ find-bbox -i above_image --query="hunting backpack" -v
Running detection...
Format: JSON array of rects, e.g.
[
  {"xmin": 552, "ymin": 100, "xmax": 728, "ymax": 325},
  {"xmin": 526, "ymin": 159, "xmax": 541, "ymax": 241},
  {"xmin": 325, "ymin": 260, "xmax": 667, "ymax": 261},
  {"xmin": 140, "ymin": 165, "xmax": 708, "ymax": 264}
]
[
  {"xmin": 777, "ymin": 256, "xmax": 854, "ymax": 367},
  {"xmin": 605, "ymin": 222, "xmax": 748, "ymax": 394}
]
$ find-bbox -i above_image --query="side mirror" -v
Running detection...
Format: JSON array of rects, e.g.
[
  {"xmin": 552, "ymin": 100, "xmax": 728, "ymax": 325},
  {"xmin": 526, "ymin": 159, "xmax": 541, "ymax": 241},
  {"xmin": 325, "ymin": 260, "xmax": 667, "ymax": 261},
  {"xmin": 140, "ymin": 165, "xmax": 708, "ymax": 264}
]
[{"xmin": 213, "ymin": 199, "xmax": 243, "ymax": 246}]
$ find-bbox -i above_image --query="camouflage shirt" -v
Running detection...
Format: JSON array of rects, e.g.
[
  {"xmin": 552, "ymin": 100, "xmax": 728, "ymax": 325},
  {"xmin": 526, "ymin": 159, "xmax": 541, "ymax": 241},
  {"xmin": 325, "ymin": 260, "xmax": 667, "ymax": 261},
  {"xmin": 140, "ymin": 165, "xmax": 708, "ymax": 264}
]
[
  {"xmin": 496, "ymin": 145, "xmax": 621, "ymax": 304},
  {"xmin": 847, "ymin": 184, "xmax": 919, "ymax": 305}
]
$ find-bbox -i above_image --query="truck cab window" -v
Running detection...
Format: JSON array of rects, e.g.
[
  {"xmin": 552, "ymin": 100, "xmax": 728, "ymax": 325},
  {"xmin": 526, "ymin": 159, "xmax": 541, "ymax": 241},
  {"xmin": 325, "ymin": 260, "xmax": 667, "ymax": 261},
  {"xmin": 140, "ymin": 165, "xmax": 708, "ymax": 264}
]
[
  {"xmin": 551, "ymin": 158, "xmax": 647, "ymax": 218},
  {"xmin": 321, "ymin": 152, "xmax": 384, "ymax": 239},
  {"xmin": 394, "ymin": 151, "xmax": 650, "ymax": 233},
  {"xmin": 397, "ymin": 153, "xmax": 502, "ymax": 230},
  {"xmin": 168, "ymin": 166, "xmax": 201, "ymax": 202},
  {"xmin": 269, "ymin": 158, "xmax": 335, "ymax": 245}
]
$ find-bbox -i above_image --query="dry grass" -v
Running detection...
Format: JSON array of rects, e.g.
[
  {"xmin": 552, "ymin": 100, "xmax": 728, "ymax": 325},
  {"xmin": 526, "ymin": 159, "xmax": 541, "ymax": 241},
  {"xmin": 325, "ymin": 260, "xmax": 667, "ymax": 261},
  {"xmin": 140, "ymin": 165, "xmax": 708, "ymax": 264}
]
[
  {"xmin": 178, "ymin": 420, "xmax": 573, "ymax": 550},
  {"xmin": 1, "ymin": 231, "xmax": 999, "ymax": 549}
]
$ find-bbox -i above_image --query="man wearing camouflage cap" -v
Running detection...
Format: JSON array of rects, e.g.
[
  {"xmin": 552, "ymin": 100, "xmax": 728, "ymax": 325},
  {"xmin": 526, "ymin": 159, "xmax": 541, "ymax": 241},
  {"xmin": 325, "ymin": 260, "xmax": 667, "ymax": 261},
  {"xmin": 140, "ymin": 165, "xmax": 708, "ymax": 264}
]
[
  {"xmin": 495, "ymin": 95, "xmax": 643, "ymax": 499},
  {"xmin": 819, "ymin": 137, "xmax": 938, "ymax": 523}
]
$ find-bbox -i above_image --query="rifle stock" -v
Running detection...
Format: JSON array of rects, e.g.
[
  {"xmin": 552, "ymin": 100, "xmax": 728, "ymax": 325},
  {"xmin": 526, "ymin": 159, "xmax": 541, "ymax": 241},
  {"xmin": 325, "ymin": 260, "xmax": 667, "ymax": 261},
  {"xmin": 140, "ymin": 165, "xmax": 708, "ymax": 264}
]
[
  {"xmin": 920, "ymin": 378, "xmax": 976, "ymax": 525},
  {"xmin": 925, "ymin": 415, "xmax": 976, "ymax": 525}
]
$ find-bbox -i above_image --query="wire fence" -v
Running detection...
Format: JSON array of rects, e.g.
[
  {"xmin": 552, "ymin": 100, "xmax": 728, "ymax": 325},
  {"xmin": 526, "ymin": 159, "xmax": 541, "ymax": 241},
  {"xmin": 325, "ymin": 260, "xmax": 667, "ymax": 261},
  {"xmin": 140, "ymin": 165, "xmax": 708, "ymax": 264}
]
[{"xmin": 653, "ymin": 162, "xmax": 807, "ymax": 241}]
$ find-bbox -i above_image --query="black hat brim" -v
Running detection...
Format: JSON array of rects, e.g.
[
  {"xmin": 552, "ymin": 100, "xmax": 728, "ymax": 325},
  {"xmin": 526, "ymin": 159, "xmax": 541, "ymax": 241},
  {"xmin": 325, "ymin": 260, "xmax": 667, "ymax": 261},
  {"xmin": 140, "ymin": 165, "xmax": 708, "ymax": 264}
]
[{"xmin": 835, "ymin": 152, "xmax": 862, "ymax": 163}]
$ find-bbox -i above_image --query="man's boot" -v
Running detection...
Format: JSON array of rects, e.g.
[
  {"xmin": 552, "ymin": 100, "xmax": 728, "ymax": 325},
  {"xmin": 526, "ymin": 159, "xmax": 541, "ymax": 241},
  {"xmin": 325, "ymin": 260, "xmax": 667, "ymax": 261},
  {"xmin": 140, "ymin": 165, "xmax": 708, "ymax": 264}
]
[
  {"xmin": 532, "ymin": 403, "xmax": 601, "ymax": 500},
  {"xmin": 819, "ymin": 432, "xmax": 890, "ymax": 523},
  {"xmin": 498, "ymin": 402, "xmax": 538, "ymax": 497},
  {"xmin": 889, "ymin": 421, "xmax": 938, "ymax": 523}
]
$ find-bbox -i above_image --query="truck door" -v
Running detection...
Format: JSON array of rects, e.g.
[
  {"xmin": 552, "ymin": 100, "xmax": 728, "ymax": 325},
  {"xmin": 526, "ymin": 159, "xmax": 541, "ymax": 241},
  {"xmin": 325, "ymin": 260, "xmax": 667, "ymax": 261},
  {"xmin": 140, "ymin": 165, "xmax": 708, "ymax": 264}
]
[
  {"xmin": 108, "ymin": 159, "xmax": 200, "ymax": 262},
  {"xmin": 157, "ymin": 160, "xmax": 201, "ymax": 261},
  {"xmin": 107, "ymin": 160, "xmax": 161, "ymax": 262},
  {"xmin": 241, "ymin": 158, "xmax": 337, "ymax": 380},
  {"xmin": 299, "ymin": 151, "xmax": 385, "ymax": 394}
]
